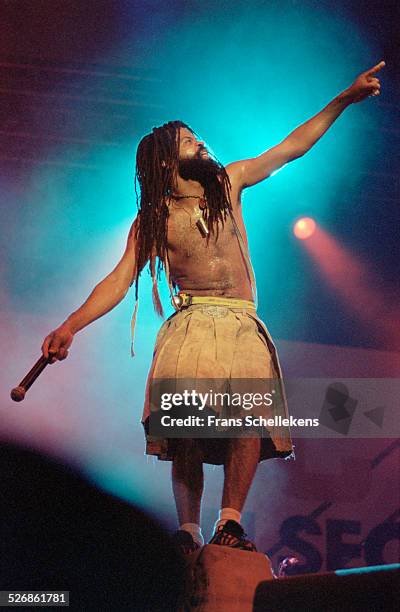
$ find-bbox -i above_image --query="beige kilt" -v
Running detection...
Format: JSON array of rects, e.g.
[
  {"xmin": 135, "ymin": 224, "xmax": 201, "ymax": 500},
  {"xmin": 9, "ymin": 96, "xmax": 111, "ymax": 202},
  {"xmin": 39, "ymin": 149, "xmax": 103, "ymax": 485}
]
[{"xmin": 142, "ymin": 303, "xmax": 294, "ymax": 465}]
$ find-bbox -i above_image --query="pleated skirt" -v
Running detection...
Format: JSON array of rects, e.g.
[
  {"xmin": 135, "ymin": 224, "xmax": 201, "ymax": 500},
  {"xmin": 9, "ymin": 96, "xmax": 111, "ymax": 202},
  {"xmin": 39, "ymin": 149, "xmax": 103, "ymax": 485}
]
[{"xmin": 142, "ymin": 304, "xmax": 294, "ymax": 465}]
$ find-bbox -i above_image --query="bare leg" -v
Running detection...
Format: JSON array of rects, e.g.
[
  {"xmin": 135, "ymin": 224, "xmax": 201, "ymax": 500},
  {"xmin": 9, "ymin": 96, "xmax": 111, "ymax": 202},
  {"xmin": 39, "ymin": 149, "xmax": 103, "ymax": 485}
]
[
  {"xmin": 172, "ymin": 440, "xmax": 204, "ymax": 524},
  {"xmin": 222, "ymin": 437, "xmax": 261, "ymax": 511}
]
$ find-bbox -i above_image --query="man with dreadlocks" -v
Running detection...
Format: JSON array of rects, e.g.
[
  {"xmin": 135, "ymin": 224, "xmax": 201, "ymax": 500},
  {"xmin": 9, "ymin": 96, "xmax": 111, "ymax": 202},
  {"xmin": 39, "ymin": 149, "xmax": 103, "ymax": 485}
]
[{"xmin": 42, "ymin": 61, "xmax": 384, "ymax": 554}]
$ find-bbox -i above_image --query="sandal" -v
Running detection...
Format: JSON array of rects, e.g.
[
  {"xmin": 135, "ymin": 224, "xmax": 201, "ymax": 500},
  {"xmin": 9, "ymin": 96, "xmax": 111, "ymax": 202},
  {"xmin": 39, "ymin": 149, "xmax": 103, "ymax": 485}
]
[
  {"xmin": 208, "ymin": 520, "xmax": 257, "ymax": 552},
  {"xmin": 173, "ymin": 529, "xmax": 201, "ymax": 555}
]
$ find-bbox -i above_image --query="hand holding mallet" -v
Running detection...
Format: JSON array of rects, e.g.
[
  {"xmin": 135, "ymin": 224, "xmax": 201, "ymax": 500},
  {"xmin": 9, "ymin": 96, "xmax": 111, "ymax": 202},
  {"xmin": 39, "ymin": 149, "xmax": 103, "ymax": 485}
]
[{"xmin": 10, "ymin": 323, "xmax": 74, "ymax": 402}]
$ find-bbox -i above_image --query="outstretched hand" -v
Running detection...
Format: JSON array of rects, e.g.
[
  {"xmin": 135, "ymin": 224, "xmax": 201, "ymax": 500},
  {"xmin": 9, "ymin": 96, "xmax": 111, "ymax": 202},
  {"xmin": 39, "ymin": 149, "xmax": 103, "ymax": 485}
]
[{"xmin": 347, "ymin": 61, "xmax": 385, "ymax": 103}]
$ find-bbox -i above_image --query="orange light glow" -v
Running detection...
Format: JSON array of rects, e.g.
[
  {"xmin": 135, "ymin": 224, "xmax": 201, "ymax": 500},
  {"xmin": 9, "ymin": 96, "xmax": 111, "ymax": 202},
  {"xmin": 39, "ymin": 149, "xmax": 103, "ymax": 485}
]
[
  {"xmin": 293, "ymin": 217, "xmax": 316, "ymax": 240},
  {"xmin": 301, "ymin": 225, "xmax": 400, "ymax": 349}
]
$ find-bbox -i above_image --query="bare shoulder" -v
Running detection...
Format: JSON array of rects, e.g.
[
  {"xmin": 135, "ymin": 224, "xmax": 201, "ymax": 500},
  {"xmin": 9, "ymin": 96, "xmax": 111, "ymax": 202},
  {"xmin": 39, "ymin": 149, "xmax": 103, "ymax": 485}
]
[
  {"xmin": 225, "ymin": 161, "xmax": 244, "ymax": 187},
  {"xmin": 124, "ymin": 216, "xmax": 142, "ymax": 254},
  {"xmin": 225, "ymin": 162, "xmax": 245, "ymax": 207},
  {"xmin": 128, "ymin": 215, "xmax": 140, "ymax": 239}
]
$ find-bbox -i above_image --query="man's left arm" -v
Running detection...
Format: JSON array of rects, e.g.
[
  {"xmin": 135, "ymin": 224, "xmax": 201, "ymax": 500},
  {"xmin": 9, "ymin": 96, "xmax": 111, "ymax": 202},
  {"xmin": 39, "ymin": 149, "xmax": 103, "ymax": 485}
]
[{"xmin": 227, "ymin": 61, "xmax": 385, "ymax": 189}]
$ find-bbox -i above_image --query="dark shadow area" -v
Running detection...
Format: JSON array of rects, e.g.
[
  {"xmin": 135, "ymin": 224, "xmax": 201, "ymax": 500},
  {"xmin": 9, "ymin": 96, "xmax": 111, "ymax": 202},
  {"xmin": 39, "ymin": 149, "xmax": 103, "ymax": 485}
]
[
  {"xmin": 253, "ymin": 567, "xmax": 399, "ymax": 611},
  {"xmin": 0, "ymin": 442, "xmax": 185, "ymax": 611}
]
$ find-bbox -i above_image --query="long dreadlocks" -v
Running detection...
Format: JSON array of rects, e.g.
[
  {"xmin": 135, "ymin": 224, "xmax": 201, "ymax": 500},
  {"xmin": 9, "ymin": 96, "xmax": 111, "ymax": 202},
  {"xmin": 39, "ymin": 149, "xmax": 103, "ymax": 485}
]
[{"xmin": 133, "ymin": 120, "xmax": 232, "ymax": 316}]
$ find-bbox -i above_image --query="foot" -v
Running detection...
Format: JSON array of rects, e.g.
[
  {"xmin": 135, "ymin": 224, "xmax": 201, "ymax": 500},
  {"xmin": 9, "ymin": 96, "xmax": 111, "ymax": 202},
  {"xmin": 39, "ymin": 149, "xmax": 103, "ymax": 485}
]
[
  {"xmin": 173, "ymin": 529, "xmax": 201, "ymax": 555},
  {"xmin": 208, "ymin": 520, "xmax": 257, "ymax": 552}
]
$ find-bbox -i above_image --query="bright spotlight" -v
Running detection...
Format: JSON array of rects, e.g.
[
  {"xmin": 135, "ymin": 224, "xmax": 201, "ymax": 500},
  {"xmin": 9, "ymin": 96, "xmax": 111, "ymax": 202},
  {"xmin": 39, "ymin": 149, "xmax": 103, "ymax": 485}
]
[{"xmin": 293, "ymin": 217, "xmax": 316, "ymax": 240}]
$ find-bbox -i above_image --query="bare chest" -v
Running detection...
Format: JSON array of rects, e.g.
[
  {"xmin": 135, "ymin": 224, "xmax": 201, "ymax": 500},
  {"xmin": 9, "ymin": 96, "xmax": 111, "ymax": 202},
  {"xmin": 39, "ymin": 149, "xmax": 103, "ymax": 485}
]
[{"xmin": 166, "ymin": 203, "xmax": 238, "ymax": 259}]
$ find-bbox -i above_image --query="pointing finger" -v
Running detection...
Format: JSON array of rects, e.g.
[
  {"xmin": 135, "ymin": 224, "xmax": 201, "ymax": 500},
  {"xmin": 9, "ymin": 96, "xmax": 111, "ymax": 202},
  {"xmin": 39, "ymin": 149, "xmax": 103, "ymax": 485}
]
[{"xmin": 366, "ymin": 60, "xmax": 385, "ymax": 75}]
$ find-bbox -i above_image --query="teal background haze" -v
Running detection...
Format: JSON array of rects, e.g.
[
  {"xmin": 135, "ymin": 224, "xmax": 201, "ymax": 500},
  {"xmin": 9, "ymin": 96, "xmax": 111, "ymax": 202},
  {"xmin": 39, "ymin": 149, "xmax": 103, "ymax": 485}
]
[
  {"xmin": 3, "ymin": 0, "xmax": 395, "ymax": 347},
  {"xmin": 1, "ymin": 0, "xmax": 399, "ymax": 566}
]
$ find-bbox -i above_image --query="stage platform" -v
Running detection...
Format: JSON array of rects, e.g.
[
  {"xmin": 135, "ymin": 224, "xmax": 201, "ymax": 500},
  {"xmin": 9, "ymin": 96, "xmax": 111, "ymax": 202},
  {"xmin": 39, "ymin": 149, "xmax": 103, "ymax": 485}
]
[{"xmin": 181, "ymin": 546, "xmax": 399, "ymax": 611}]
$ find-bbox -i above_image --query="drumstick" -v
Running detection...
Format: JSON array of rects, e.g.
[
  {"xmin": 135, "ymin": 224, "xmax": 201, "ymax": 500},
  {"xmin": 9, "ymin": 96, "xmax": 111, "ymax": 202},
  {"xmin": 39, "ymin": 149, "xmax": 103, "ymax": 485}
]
[{"xmin": 10, "ymin": 355, "xmax": 51, "ymax": 402}]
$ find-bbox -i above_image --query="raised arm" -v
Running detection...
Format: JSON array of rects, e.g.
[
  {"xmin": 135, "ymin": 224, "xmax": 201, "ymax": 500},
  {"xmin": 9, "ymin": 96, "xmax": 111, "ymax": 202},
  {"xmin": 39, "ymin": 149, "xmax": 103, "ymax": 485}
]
[
  {"xmin": 41, "ymin": 218, "xmax": 138, "ymax": 362},
  {"xmin": 227, "ymin": 61, "xmax": 385, "ymax": 189}
]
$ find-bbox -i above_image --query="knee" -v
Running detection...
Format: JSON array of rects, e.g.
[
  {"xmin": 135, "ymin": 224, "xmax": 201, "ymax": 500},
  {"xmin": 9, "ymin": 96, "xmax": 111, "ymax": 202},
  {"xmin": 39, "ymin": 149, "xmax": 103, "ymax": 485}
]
[
  {"xmin": 230, "ymin": 437, "xmax": 260, "ymax": 449},
  {"xmin": 226, "ymin": 437, "xmax": 260, "ymax": 459}
]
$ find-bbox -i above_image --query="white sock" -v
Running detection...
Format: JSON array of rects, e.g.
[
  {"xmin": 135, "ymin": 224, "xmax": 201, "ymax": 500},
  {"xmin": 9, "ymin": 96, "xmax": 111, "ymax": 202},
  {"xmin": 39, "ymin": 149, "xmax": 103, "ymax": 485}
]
[
  {"xmin": 180, "ymin": 522, "xmax": 204, "ymax": 547},
  {"xmin": 213, "ymin": 507, "xmax": 242, "ymax": 534}
]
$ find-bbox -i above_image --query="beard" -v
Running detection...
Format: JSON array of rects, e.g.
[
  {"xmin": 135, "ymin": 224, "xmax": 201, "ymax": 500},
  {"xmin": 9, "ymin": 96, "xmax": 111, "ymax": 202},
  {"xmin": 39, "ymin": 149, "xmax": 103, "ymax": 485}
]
[{"xmin": 178, "ymin": 154, "xmax": 223, "ymax": 187}]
